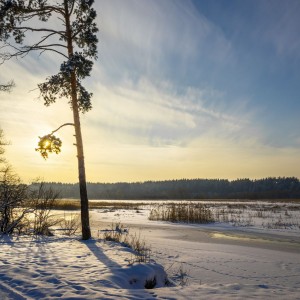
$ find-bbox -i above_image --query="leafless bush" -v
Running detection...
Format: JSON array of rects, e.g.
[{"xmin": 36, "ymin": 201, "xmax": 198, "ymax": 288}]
[
  {"xmin": 0, "ymin": 166, "xmax": 29, "ymax": 234},
  {"xmin": 101, "ymin": 222, "xmax": 127, "ymax": 243},
  {"xmin": 59, "ymin": 213, "xmax": 80, "ymax": 236},
  {"xmin": 177, "ymin": 264, "xmax": 189, "ymax": 286},
  {"xmin": 0, "ymin": 131, "xmax": 30, "ymax": 234},
  {"xmin": 29, "ymin": 182, "xmax": 60, "ymax": 236},
  {"xmin": 165, "ymin": 262, "xmax": 189, "ymax": 286}
]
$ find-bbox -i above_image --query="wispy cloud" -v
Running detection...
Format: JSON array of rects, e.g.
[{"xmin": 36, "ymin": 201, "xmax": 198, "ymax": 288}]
[
  {"xmin": 85, "ymin": 75, "xmax": 256, "ymax": 149},
  {"xmin": 96, "ymin": 0, "xmax": 232, "ymax": 83}
]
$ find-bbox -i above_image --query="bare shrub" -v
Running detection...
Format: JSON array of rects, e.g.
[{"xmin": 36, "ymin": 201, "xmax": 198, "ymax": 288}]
[
  {"xmin": 0, "ymin": 131, "xmax": 31, "ymax": 235},
  {"xmin": 166, "ymin": 262, "xmax": 189, "ymax": 286},
  {"xmin": 101, "ymin": 222, "xmax": 127, "ymax": 243},
  {"xmin": 58, "ymin": 212, "xmax": 80, "ymax": 236},
  {"xmin": 0, "ymin": 166, "xmax": 29, "ymax": 234},
  {"xmin": 29, "ymin": 182, "xmax": 60, "ymax": 236},
  {"xmin": 177, "ymin": 264, "xmax": 189, "ymax": 286}
]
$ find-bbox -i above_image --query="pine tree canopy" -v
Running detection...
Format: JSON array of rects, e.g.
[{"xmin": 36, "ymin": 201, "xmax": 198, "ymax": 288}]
[{"xmin": 0, "ymin": 0, "xmax": 98, "ymax": 112}]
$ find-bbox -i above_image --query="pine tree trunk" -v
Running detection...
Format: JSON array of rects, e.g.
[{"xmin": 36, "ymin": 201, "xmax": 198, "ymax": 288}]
[{"xmin": 64, "ymin": 0, "xmax": 91, "ymax": 240}]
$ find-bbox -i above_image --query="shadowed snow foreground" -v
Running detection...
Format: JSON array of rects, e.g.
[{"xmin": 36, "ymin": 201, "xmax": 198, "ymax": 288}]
[{"xmin": 0, "ymin": 236, "xmax": 172, "ymax": 299}]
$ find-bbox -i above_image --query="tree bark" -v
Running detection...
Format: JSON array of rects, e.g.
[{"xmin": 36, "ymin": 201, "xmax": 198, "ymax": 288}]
[{"xmin": 64, "ymin": 0, "xmax": 91, "ymax": 240}]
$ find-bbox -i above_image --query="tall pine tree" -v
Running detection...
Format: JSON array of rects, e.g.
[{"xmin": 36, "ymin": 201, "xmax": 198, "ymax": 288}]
[{"xmin": 0, "ymin": 0, "xmax": 98, "ymax": 240}]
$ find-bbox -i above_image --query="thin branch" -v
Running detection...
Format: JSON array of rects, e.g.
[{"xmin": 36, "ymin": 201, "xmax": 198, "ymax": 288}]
[
  {"xmin": 0, "ymin": 44, "xmax": 10, "ymax": 50},
  {"xmin": 21, "ymin": 11, "xmax": 54, "ymax": 21},
  {"xmin": 34, "ymin": 32, "xmax": 61, "ymax": 48},
  {"xmin": 14, "ymin": 26, "xmax": 65, "ymax": 38},
  {"xmin": 0, "ymin": 43, "xmax": 68, "ymax": 60},
  {"xmin": 35, "ymin": 43, "xmax": 67, "ymax": 49},
  {"xmin": 51, "ymin": 123, "xmax": 75, "ymax": 135},
  {"xmin": 36, "ymin": 47, "xmax": 68, "ymax": 58},
  {"xmin": 21, "ymin": 6, "xmax": 65, "ymax": 17},
  {"xmin": 58, "ymin": 16, "xmax": 66, "ymax": 25}
]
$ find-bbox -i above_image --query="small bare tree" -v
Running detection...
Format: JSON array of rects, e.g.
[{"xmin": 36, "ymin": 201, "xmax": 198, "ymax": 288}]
[
  {"xmin": 0, "ymin": 166, "xmax": 29, "ymax": 234},
  {"xmin": 0, "ymin": 127, "xmax": 30, "ymax": 234},
  {"xmin": 29, "ymin": 182, "xmax": 60, "ymax": 236}
]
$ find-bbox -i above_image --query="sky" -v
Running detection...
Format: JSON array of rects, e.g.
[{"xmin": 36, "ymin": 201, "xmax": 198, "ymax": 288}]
[{"xmin": 0, "ymin": 0, "xmax": 300, "ymax": 183}]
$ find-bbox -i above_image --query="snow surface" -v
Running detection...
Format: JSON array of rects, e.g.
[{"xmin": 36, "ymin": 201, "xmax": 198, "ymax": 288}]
[
  {"xmin": 1, "ymin": 203, "xmax": 300, "ymax": 299},
  {"xmin": 0, "ymin": 236, "xmax": 172, "ymax": 299}
]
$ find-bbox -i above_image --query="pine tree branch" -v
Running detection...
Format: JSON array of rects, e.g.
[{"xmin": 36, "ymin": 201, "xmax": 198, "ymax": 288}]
[
  {"xmin": 36, "ymin": 47, "xmax": 68, "ymax": 58},
  {"xmin": 51, "ymin": 123, "xmax": 75, "ymax": 135},
  {"xmin": 34, "ymin": 32, "xmax": 67, "ymax": 49},
  {"xmin": 14, "ymin": 26, "xmax": 65, "ymax": 37},
  {"xmin": 0, "ymin": 43, "xmax": 68, "ymax": 61},
  {"xmin": 20, "ymin": 6, "xmax": 65, "ymax": 17},
  {"xmin": 36, "ymin": 43, "xmax": 67, "ymax": 49}
]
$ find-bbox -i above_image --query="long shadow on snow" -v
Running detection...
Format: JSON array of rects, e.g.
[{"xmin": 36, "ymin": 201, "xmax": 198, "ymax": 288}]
[
  {"xmin": 83, "ymin": 239, "xmax": 122, "ymax": 269},
  {"xmin": 82, "ymin": 239, "xmax": 161, "ymax": 299}
]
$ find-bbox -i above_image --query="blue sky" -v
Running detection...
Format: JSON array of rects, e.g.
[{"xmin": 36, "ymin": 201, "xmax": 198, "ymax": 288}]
[{"xmin": 0, "ymin": 0, "xmax": 299, "ymax": 182}]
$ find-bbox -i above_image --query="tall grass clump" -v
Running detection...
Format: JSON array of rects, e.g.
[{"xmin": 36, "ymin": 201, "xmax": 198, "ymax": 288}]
[
  {"xmin": 149, "ymin": 202, "xmax": 214, "ymax": 224},
  {"xmin": 99, "ymin": 223, "xmax": 151, "ymax": 263}
]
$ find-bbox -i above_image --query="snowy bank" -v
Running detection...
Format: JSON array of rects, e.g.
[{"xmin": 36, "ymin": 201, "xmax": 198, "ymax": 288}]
[{"xmin": 0, "ymin": 236, "xmax": 172, "ymax": 299}]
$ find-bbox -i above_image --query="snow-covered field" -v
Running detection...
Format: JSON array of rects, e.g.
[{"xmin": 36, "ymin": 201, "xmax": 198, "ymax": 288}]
[{"xmin": 1, "ymin": 200, "xmax": 300, "ymax": 299}]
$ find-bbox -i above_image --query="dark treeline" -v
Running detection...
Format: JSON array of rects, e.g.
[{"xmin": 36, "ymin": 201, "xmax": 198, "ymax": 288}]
[{"xmin": 30, "ymin": 177, "xmax": 300, "ymax": 200}]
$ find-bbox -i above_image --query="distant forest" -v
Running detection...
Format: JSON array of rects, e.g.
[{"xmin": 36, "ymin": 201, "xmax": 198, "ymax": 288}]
[{"xmin": 31, "ymin": 177, "xmax": 300, "ymax": 200}]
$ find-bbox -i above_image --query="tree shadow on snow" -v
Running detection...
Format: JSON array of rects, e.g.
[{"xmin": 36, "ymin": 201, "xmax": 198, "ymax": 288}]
[{"xmin": 82, "ymin": 239, "xmax": 122, "ymax": 269}]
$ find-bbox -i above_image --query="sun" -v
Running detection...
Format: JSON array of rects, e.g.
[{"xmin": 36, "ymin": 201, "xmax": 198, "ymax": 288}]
[
  {"xmin": 43, "ymin": 140, "xmax": 51, "ymax": 148},
  {"xmin": 35, "ymin": 134, "xmax": 62, "ymax": 160}
]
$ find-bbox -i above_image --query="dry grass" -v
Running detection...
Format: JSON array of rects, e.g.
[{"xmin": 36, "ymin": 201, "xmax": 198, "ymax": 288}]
[
  {"xmin": 99, "ymin": 222, "xmax": 151, "ymax": 263},
  {"xmin": 52, "ymin": 199, "xmax": 145, "ymax": 210},
  {"xmin": 149, "ymin": 202, "xmax": 215, "ymax": 224},
  {"xmin": 211, "ymin": 202, "xmax": 300, "ymax": 229},
  {"xmin": 147, "ymin": 201, "xmax": 300, "ymax": 229},
  {"xmin": 58, "ymin": 213, "xmax": 80, "ymax": 236}
]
